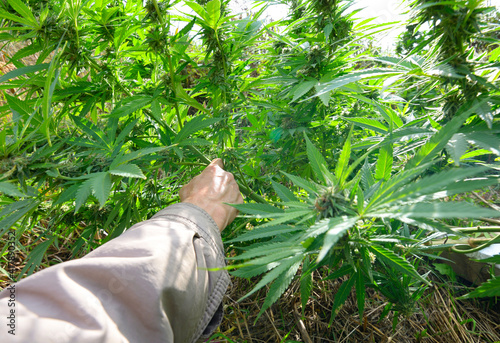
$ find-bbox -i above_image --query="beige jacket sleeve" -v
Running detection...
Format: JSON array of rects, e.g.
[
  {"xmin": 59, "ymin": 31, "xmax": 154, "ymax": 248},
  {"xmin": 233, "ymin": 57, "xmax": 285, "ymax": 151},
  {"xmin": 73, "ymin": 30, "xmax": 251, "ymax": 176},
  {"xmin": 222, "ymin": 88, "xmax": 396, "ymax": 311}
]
[{"xmin": 0, "ymin": 203, "xmax": 231, "ymax": 343}]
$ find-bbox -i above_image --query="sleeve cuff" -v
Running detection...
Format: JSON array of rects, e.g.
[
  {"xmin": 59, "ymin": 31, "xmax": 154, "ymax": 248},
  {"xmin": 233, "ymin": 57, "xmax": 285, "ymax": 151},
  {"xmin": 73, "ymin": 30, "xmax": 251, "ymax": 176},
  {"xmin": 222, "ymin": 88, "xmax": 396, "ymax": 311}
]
[{"xmin": 151, "ymin": 202, "xmax": 224, "ymax": 255}]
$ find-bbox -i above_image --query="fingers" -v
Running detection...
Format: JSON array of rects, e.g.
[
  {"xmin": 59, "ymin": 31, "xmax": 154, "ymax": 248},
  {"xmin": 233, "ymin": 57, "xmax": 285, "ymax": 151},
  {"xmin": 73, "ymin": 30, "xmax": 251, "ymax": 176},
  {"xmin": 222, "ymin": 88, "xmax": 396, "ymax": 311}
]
[
  {"xmin": 180, "ymin": 157, "xmax": 243, "ymax": 231},
  {"xmin": 210, "ymin": 158, "xmax": 224, "ymax": 169}
]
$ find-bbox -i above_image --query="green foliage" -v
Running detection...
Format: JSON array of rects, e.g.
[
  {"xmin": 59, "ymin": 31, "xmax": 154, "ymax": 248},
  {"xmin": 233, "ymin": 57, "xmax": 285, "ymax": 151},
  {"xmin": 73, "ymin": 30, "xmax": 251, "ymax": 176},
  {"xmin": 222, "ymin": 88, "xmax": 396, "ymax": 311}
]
[
  {"xmin": 0, "ymin": 0, "xmax": 499, "ymax": 327},
  {"xmin": 231, "ymin": 133, "xmax": 499, "ymax": 319}
]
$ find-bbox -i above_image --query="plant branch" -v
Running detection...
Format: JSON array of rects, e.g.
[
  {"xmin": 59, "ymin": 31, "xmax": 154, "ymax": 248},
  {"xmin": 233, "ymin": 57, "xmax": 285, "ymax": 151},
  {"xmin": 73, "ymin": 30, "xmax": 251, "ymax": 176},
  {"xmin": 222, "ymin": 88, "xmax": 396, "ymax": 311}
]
[
  {"xmin": 452, "ymin": 226, "xmax": 500, "ymax": 233},
  {"xmin": 473, "ymin": 192, "xmax": 500, "ymax": 211},
  {"xmin": 479, "ymin": 217, "xmax": 500, "ymax": 225}
]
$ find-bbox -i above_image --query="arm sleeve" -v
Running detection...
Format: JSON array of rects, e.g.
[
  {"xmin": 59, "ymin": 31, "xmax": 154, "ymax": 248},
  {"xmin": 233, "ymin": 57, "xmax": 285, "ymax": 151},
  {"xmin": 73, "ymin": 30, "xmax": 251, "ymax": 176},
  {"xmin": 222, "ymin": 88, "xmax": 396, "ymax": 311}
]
[{"xmin": 0, "ymin": 203, "xmax": 231, "ymax": 343}]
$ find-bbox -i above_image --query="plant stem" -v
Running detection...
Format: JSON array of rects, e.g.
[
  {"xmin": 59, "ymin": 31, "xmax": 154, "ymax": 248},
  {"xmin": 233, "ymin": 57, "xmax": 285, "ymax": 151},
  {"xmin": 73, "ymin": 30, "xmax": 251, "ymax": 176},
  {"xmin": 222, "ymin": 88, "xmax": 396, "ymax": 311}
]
[
  {"xmin": 151, "ymin": 0, "xmax": 183, "ymax": 129},
  {"xmin": 431, "ymin": 238, "xmax": 492, "ymax": 246},
  {"xmin": 453, "ymin": 226, "xmax": 500, "ymax": 233},
  {"xmin": 151, "ymin": 0, "xmax": 165, "ymax": 26},
  {"xmin": 165, "ymin": 50, "xmax": 183, "ymax": 129},
  {"xmin": 479, "ymin": 217, "xmax": 500, "ymax": 225},
  {"xmin": 175, "ymin": 162, "xmax": 207, "ymax": 167}
]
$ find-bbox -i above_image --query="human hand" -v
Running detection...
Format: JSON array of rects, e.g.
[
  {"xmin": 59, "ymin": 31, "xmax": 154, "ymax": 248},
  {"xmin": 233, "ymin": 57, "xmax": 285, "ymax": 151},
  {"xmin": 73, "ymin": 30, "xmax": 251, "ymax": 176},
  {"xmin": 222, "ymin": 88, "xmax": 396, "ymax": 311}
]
[{"xmin": 180, "ymin": 158, "xmax": 244, "ymax": 232}]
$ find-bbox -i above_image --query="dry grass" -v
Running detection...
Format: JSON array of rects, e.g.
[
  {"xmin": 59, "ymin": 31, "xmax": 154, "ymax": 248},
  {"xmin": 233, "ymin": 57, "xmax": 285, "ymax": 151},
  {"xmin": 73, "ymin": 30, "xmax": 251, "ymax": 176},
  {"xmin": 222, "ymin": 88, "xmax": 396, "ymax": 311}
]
[{"xmin": 217, "ymin": 275, "xmax": 500, "ymax": 343}]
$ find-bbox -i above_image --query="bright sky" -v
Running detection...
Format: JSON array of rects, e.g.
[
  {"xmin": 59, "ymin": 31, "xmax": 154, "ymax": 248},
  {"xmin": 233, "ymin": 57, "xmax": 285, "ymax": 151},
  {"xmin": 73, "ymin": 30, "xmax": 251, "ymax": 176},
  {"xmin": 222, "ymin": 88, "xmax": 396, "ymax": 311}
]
[
  {"xmin": 173, "ymin": 0, "xmax": 500, "ymax": 52},
  {"xmin": 226, "ymin": 0, "xmax": 500, "ymax": 51}
]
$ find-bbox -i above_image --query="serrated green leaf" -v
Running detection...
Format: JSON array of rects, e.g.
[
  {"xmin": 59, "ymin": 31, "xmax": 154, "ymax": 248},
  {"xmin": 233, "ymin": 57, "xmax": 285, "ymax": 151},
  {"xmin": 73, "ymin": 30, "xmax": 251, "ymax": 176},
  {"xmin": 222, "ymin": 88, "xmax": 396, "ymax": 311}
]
[
  {"xmin": 11, "ymin": 43, "xmax": 43, "ymax": 62},
  {"xmin": 109, "ymin": 164, "xmax": 146, "ymax": 179},
  {"xmin": 91, "ymin": 172, "xmax": 112, "ymax": 208},
  {"xmin": 239, "ymin": 247, "xmax": 305, "ymax": 269},
  {"xmin": 459, "ymin": 276, "xmax": 500, "ymax": 299},
  {"xmin": 474, "ymin": 255, "xmax": 500, "ymax": 264},
  {"xmin": 110, "ymin": 146, "xmax": 170, "ymax": 168},
  {"xmin": 304, "ymin": 135, "xmax": 334, "ymax": 185},
  {"xmin": 230, "ymin": 240, "xmax": 299, "ymax": 260},
  {"xmin": 433, "ymin": 263, "xmax": 456, "ymax": 282},
  {"xmin": 272, "ymin": 181, "xmax": 299, "ymax": 202},
  {"xmin": 292, "ymin": 80, "xmax": 317, "ymax": 102},
  {"xmin": 19, "ymin": 236, "xmax": 55, "ymax": 278},
  {"xmin": 149, "ymin": 99, "xmax": 163, "ymax": 123},
  {"xmin": 206, "ymin": 0, "xmax": 221, "ymax": 28},
  {"xmin": 475, "ymin": 99, "xmax": 494, "ymax": 128},
  {"xmin": 368, "ymin": 245, "xmax": 429, "ymax": 285},
  {"xmin": 369, "ymin": 202, "xmax": 500, "ymax": 220},
  {"xmin": 282, "ymin": 171, "xmax": 321, "ymax": 195},
  {"xmin": 185, "ymin": 1, "xmax": 207, "ymax": 22},
  {"xmin": 318, "ymin": 89, "xmax": 331, "ymax": 106},
  {"xmin": 109, "ymin": 95, "xmax": 152, "ymax": 118},
  {"xmin": 72, "ymin": 116, "xmax": 109, "ymax": 150},
  {"xmin": 360, "ymin": 159, "xmax": 375, "ymax": 191},
  {"xmin": 381, "ymin": 166, "xmax": 489, "ymax": 206},
  {"xmin": 370, "ymin": 56, "xmax": 420, "ymax": 70},
  {"xmin": 324, "ymin": 23, "xmax": 333, "ymax": 41},
  {"xmin": 173, "ymin": 115, "xmax": 223, "ymax": 143},
  {"xmin": 231, "ymin": 263, "xmax": 277, "ymax": 279},
  {"xmin": 375, "ymin": 145, "xmax": 393, "ymax": 181},
  {"xmin": 374, "ymin": 102, "xmax": 404, "ymax": 129},
  {"xmin": 466, "ymin": 132, "xmax": 500, "ymax": 156},
  {"xmin": 53, "ymin": 183, "xmax": 80, "ymax": 206},
  {"xmin": 446, "ymin": 133, "xmax": 468, "ymax": 166},
  {"xmin": 0, "ymin": 182, "xmax": 25, "ymax": 197},
  {"xmin": 323, "ymin": 264, "xmax": 354, "ymax": 281},
  {"xmin": 175, "ymin": 17, "xmax": 196, "ymax": 40},
  {"xmin": 357, "ymin": 186, "xmax": 365, "ymax": 213},
  {"xmin": 397, "ymin": 217, "xmax": 460, "ymax": 236},
  {"xmin": 355, "ymin": 269, "xmax": 366, "ymax": 318},
  {"xmin": 238, "ymin": 254, "xmax": 303, "ymax": 302},
  {"xmin": 0, "ymin": 63, "xmax": 49, "ymax": 84},
  {"xmin": 6, "ymin": 0, "xmax": 38, "ymax": 26},
  {"xmin": 0, "ymin": 9, "xmax": 33, "ymax": 26},
  {"xmin": 177, "ymin": 138, "xmax": 213, "ymax": 146},
  {"xmin": 227, "ymin": 225, "xmax": 302, "ymax": 243},
  {"xmin": 0, "ymin": 199, "xmax": 39, "ymax": 237},
  {"xmin": 41, "ymin": 49, "xmax": 61, "ymax": 137},
  {"xmin": 300, "ymin": 257, "xmax": 313, "ymax": 312},
  {"xmin": 174, "ymin": 83, "xmax": 209, "ymax": 114},
  {"xmin": 5, "ymin": 94, "xmax": 34, "ymax": 118},
  {"xmin": 255, "ymin": 210, "xmax": 313, "ymax": 228},
  {"xmin": 279, "ymin": 201, "xmax": 311, "ymax": 209},
  {"xmin": 257, "ymin": 256, "xmax": 302, "ymax": 319},
  {"xmin": 0, "ymin": 199, "xmax": 33, "ymax": 218},
  {"xmin": 366, "ymin": 163, "xmax": 432, "ymax": 211},
  {"xmin": 343, "ymin": 117, "xmax": 388, "ymax": 134},
  {"xmin": 335, "ymin": 128, "xmax": 352, "ymax": 187},
  {"xmin": 417, "ymin": 176, "xmax": 500, "ymax": 203},
  {"xmin": 329, "ymin": 274, "xmax": 356, "ymax": 324},
  {"xmin": 406, "ymin": 98, "xmax": 489, "ymax": 170},
  {"xmin": 230, "ymin": 203, "xmax": 284, "ymax": 216},
  {"xmin": 313, "ymin": 69, "xmax": 404, "ymax": 98},
  {"xmin": 114, "ymin": 118, "xmax": 140, "ymax": 146},
  {"xmin": 75, "ymin": 179, "xmax": 93, "ymax": 212},
  {"xmin": 317, "ymin": 216, "xmax": 358, "ymax": 263}
]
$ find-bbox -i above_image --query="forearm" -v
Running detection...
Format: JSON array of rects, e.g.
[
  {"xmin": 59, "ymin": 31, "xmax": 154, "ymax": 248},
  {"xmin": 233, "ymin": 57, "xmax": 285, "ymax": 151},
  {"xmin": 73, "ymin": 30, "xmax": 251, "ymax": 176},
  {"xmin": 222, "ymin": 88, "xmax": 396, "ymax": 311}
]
[{"xmin": 0, "ymin": 203, "xmax": 230, "ymax": 343}]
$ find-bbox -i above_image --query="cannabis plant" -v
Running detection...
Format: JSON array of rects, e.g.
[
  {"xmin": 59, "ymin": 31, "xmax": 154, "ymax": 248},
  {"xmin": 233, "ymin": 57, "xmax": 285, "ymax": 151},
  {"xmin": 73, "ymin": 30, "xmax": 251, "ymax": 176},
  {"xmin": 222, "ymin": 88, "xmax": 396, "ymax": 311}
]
[{"xmin": 229, "ymin": 99, "xmax": 500, "ymax": 321}]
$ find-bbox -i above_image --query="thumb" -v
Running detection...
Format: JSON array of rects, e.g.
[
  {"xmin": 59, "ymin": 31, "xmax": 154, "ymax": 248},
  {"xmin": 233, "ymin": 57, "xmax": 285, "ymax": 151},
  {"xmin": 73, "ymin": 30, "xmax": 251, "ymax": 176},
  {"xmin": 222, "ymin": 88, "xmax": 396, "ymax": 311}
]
[{"xmin": 210, "ymin": 158, "xmax": 224, "ymax": 169}]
